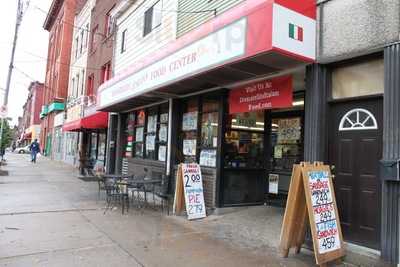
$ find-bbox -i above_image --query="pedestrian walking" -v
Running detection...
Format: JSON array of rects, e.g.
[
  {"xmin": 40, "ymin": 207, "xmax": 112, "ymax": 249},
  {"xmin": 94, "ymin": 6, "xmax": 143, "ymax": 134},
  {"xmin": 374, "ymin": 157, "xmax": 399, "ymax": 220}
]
[
  {"xmin": 0, "ymin": 146, "xmax": 5, "ymax": 162},
  {"xmin": 29, "ymin": 139, "xmax": 40, "ymax": 163}
]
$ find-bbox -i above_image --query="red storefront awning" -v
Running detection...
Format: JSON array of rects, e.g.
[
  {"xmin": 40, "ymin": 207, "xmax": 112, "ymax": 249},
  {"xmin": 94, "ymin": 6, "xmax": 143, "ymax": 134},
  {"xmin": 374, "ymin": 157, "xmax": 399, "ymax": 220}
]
[
  {"xmin": 23, "ymin": 132, "xmax": 32, "ymax": 139},
  {"xmin": 62, "ymin": 112, "xmax": 108, "ymax": 132},
  {"xmin": 97, "ymin": 0, "xmax": 316, "ymax": 112}
]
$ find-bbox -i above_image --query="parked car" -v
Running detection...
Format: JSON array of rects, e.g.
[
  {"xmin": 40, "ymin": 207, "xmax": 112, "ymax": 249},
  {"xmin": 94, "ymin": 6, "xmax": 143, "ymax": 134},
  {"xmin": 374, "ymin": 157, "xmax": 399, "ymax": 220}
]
[{"xmin": 15, "ymin": 145, "xmax": 30, "ymax": 154}]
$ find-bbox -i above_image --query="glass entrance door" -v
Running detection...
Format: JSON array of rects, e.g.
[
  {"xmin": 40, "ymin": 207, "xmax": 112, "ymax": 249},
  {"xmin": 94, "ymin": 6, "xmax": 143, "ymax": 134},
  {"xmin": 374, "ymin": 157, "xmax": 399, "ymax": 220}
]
[{"xmin": 222, "ymin": 111, "xmax": 266, "ymax": 206}]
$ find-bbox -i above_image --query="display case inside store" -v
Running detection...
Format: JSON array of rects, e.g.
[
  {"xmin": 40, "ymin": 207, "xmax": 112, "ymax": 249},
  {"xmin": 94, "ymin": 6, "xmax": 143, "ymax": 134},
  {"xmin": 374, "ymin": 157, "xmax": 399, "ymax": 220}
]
[
  {"xmin": 224, "ymin": 111, "xmax": 265, "ymax": 169},
  {"xmin": 268, "ymin": 115, "xmax": 303, "ymax": 202}
]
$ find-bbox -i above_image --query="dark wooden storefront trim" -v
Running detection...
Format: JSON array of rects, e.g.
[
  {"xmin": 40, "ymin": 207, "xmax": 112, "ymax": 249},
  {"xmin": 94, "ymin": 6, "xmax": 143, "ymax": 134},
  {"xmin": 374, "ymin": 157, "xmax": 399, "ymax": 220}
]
[
  {"xmin": 381, "ymin": 43, "xmax": 400, "ymax": 264},
  {"xmin": 304, "ymin": 64, "xmax": 329, "ymax": 162}
]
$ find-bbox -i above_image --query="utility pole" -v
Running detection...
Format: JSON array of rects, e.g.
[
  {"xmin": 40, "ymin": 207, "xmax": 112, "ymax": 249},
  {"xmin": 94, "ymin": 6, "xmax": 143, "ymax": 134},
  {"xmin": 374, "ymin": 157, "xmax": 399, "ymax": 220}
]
[{"xmin": 0, "ymin": 0, "xmax": 29, "ymax": 150}]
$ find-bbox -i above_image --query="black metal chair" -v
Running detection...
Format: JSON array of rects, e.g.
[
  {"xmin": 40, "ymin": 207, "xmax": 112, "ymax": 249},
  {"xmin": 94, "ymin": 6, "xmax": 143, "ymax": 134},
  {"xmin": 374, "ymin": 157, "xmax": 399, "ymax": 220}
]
[
  {"xmin": 97, "ymin": 175, "xmax": 106, "ymax": 199},
  {"xmin": 104, "ymin": 177, "xmax": 129, "ymax": 214},
  {"xmin": 153, "ymin": 174, "xmax": 171, "ymax": 215}
]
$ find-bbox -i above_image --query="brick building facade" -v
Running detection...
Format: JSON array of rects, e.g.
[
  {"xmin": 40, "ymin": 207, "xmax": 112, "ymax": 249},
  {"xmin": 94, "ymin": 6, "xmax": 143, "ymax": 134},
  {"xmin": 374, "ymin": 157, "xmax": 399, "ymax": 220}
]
[{"xmin": 40, "ymin": 0, "xmax": 76, "ymax": 155}]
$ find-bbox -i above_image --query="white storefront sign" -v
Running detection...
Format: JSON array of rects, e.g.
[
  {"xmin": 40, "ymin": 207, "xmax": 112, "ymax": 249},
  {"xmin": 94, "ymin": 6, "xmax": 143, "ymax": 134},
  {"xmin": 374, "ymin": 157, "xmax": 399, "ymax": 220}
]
[
  {"xmin": 99, "ymin": 18, "xmax": 247, "ymax": 108},
  {"xmin": 272, "ymin": 4, "xmax": 316, "ymax": 60},
  {"xmin": 54, "ymin": 112, "xmax": 65, "ymax": 127}
]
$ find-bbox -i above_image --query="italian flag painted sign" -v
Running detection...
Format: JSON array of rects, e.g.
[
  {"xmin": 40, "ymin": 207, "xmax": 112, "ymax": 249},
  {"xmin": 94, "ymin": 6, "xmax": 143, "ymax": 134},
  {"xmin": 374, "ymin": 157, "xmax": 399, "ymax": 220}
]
[{"xmin": 289, "ymin": 23, "xmax": 303, "ymax": 41}]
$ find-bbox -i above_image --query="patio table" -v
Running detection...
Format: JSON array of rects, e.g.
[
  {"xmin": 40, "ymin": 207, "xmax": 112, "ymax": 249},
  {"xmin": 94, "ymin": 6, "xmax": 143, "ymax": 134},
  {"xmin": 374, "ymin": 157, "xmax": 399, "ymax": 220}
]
[{"xmin": 117, "ymin": 179, "xmax": 162, "ymax": 209}]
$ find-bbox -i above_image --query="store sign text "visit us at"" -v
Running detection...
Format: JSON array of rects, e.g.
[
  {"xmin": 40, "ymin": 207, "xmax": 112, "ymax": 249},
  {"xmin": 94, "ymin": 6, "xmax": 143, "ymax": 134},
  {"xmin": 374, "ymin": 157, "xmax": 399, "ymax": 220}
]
[{"xmin": 229, "ymin": 75, "xmax": 293, "ymax": 114}]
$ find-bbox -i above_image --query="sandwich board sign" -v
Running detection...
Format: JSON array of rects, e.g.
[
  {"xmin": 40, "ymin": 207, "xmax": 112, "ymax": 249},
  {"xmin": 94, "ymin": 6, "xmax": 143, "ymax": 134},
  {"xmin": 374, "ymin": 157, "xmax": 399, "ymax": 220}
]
[
  {"xmin": 279, "ymin": 162, "xmax": 345, "ymax": 266},
  {"xmin": 173, "ymin": 163, "xmax": 206, "ymax": 220}
]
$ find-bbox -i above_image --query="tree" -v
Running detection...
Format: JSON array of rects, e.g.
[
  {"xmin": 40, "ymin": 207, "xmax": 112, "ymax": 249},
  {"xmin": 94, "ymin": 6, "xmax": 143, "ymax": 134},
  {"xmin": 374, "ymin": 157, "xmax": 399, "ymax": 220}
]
[{"xmin": 0, "ymin": 119, "xmax": 14, "ymax": 150}]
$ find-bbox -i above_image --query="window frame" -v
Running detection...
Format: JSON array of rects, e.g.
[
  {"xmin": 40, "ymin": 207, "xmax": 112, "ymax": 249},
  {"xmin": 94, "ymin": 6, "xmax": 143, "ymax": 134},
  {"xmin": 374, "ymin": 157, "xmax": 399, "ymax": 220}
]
[
  {"xmin": 87, "ymin": 73, "xmax": 94, "ymax": 96},
  {"xmin": 74, "ymin": 36, "xmax": 79, "ymax": 59},
  {"xmin": 143, "ymin": 0, "xmax": 162, "ymax": 37},
  {"xmin": 90, "ymin": 25, "xmax": 99, "ymax": 53},
  {"xmin": 80, "ymin": 30, "xmax": 84, "ymax": 54},
  {"xmin": 123, "ymin": 103, "xmax": 169, "ymax": 162},
  {"xmin": 100, "ymin": 62, "xmax": 111, "ymax": 85},
  {"xmin": 121, "ymin": 29, "xmax": 127, "ymax": 53},
  {"xmin": 104, "ymin": 6, "xmax": 115, "ymax": 37},
  {"xmin": 179, "ymin": 95, "xmax": 221, "ymax": 167}
]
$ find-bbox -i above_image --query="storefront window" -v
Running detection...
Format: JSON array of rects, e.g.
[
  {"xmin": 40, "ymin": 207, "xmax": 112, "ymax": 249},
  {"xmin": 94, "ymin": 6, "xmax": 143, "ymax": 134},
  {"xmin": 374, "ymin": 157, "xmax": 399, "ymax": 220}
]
[
  {"xmin": 158, "ymin": 108, "xmax": 168, "ymax": 161},
  {"xmin": 66, "ymin": 132, "xmax": 77, "ymax": 156},
  {"xmin": 135, "ymin": 110, "xmax": 145, "ymax": 157},
  {"xmin": 125, "ymin": 112, "xmax": 135, "ymax": 158},
  {"xmin": 181, "ymin": 98, "xmax": 198, "ymax": 163},
  {"xmin": 123, "ymin": 104, "xmax": 168, "ymax": 161},
  {"xmin": 199, "ymin": 99, "xmax": 219, "ymax": 167},
  {"xmin": 54, "ymin": 127, "xmax": 63, "ymax": 154},
  {"xmin": 179, "ymin": 96, "xmax": 220, "ymax": 166},
  {"xmin": 145, "ymin": 108, "xmax": 157, "ymax": 159},
  {"xmin": 270, "ymin": 117, "xmax": 302, "ymax": 172},
  {"xmin": 224, "ymin": 111, "xmax": 264, "ymax": 169},
  {"xmin": 97, "ymin": 133, "xmax": 106, "ymax": 162},
  {"xmin": 90, "ymin": 133, "xmax": 97, "ymax": 162}
]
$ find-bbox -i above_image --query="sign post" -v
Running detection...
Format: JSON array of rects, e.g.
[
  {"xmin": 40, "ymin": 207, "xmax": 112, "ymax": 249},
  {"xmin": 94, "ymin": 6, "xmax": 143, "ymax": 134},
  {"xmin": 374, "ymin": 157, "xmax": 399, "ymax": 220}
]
[
  {"xmin": 173, "ymin": 163, "xmax": 207, "ymax": 220},
  {"xmin": 280, "ymin": 162, "xmax": 345, "ymax": 266}
]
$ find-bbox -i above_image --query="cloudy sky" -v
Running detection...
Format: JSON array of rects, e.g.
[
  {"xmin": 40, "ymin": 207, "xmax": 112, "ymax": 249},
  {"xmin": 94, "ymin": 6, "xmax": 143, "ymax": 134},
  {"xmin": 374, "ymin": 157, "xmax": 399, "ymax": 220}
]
[{"xmin": 0, "ymin": 0, "xmax": 52, "ymax": 126}]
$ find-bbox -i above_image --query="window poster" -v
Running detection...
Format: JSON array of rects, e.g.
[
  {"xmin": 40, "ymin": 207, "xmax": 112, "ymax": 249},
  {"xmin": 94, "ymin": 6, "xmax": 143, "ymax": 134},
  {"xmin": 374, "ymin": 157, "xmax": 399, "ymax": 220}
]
[
  {"xmin": 235, "ymin": 112, "xmax": 256, "ymax": 127},
  {"xmin": 268, "ymin": 174, "xmax": 279, "ymax": 194},
  {"xmin": 159, "ymin": 125, "xmax": 168, "ymax": 142},
  {"xmin": 147, "ymin": 115, "xmax": 157, "ymax": 133},
  {"xmin": 199, "ymin": 149, "xmax": 216, "ymax": 167},
  {"xmin": 213, "ymin": 137, "xmax": 218, "ymax": 148},
  {"xmin": 182, "ymin": 111, "xmax": 198, "ymax": 131},
  {"xmin": 146, "ymin": 135, "xmax": 156, "ymax": 151},
  {"xmin": 136, "ymin": 127, "xmax": 144, "ymax": 142},
  {"xmin": 135, "ymin": 143, "xmax": 143, "ymax": 157},
  {"xmin": 158, "ymin": 145, "xmax": 166, "ymax": 161},
  {"xmin": 160, "ymin": 113, "xmax": 169, "ymax": 123},
  {"xmin": 274, "ymin": 145, "xmax": 283, "ymax": 159},
  {"xmin": 137, "ymin": 110, "xmax": 146, "ymax": 125},
  {"xmin": 183, "ymin": 139, "xmax": 197, "ymax": 156},
  {"xmin": 277, "ymin": 117, "xmax": 301, "ymax": 143}
]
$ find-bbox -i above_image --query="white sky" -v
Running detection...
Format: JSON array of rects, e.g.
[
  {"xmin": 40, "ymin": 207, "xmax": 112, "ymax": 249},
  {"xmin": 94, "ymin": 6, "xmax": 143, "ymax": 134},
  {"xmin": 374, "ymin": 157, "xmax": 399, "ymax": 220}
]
[{"xmin": 0, "ymin": 0, "xmax": 53, "ymax": 126}]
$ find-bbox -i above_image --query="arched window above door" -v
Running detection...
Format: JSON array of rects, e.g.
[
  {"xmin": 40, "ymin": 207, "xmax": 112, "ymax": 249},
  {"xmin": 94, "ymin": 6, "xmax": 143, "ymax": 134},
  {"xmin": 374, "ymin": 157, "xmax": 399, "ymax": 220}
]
[{"xmin": 339, "ymin": 108, "xmax": 378, "ymax": 131}]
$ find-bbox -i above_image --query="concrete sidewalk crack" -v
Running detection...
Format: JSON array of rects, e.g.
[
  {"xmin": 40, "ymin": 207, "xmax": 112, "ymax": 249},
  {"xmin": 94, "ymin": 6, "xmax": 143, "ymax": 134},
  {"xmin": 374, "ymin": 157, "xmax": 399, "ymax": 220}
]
[
  {"xmin": 0, "ymin": 244, "xmax": 118, "ymax": 261},
  {"xmin": 0, "ymin": 208, "xmax": 101, "ymax": 216}
]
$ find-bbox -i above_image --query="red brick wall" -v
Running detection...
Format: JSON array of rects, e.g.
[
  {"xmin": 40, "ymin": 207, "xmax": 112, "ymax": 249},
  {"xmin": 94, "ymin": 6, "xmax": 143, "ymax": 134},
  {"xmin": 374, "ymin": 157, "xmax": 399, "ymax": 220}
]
[
  {"xmin": 86, "ymin": 0, "xmax": 119, "ymax": 98},
  {"xmin": 31, "ymin": 83, "xmax": 44, "ymax": 126},
  {"xmin": 41, "ymin": 0, "xmax": 76, "ymax": 152}
]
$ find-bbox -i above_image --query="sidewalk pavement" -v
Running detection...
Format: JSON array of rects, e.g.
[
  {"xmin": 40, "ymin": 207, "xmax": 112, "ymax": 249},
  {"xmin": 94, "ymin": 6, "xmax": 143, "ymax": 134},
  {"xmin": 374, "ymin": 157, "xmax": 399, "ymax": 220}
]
[{"xmin": 0, "ymin": 153, "xmax": 371, "ymax": 266}]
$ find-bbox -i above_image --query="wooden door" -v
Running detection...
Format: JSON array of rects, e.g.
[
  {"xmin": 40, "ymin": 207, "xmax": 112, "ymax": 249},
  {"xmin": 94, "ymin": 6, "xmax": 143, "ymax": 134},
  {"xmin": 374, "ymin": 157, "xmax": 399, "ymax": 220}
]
[{"xmin": 329, "ymin": 98, "xmax": 382, "ymax": 249}]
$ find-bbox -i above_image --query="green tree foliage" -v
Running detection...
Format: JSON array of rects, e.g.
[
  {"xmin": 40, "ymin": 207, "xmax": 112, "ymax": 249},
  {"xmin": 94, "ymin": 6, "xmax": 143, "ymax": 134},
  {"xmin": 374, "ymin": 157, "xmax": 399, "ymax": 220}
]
[{"xmin": 0, "ymin": 119, "xmax": 14, "ymax": 149}]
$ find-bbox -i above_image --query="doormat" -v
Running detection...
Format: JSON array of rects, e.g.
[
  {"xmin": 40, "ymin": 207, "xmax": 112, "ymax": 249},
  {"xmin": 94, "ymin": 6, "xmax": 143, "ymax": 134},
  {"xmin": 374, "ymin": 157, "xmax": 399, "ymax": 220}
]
[
  {"xmin": 78, "ymin": 176, "xmax": 98, "ymax": 182},
  {"xmin": 0, "ymin": 170, "xmax": 9, "ymax": 176}
]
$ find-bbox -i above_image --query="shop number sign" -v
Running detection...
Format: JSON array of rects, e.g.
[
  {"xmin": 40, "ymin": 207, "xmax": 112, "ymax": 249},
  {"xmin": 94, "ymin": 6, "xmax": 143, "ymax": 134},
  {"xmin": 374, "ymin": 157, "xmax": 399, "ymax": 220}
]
[
  {"xmin": 182, "ymin": 163, "xmax": 206, "ymax": 220},
  {"xmin": 307, "ymin": 170, "xmax": 341, "ymax": 253}
]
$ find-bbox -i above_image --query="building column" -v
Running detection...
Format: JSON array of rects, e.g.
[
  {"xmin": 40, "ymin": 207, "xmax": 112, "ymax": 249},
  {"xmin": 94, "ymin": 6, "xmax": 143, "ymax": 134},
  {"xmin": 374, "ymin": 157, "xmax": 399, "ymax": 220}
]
[
  {"xmin": 304, "ymin": 64, "xmax": 329, "ymax": 162},
  {"xmin": 381, "ymin": 43, "xmax": 400, "ymax": 264},
  {"xmin": 105, "ymin": 113, "xmax": 118, "ymax": 174},
  {"xmin": 168, "ymin": 98, "xmax": 181, "ymax": 193}
]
